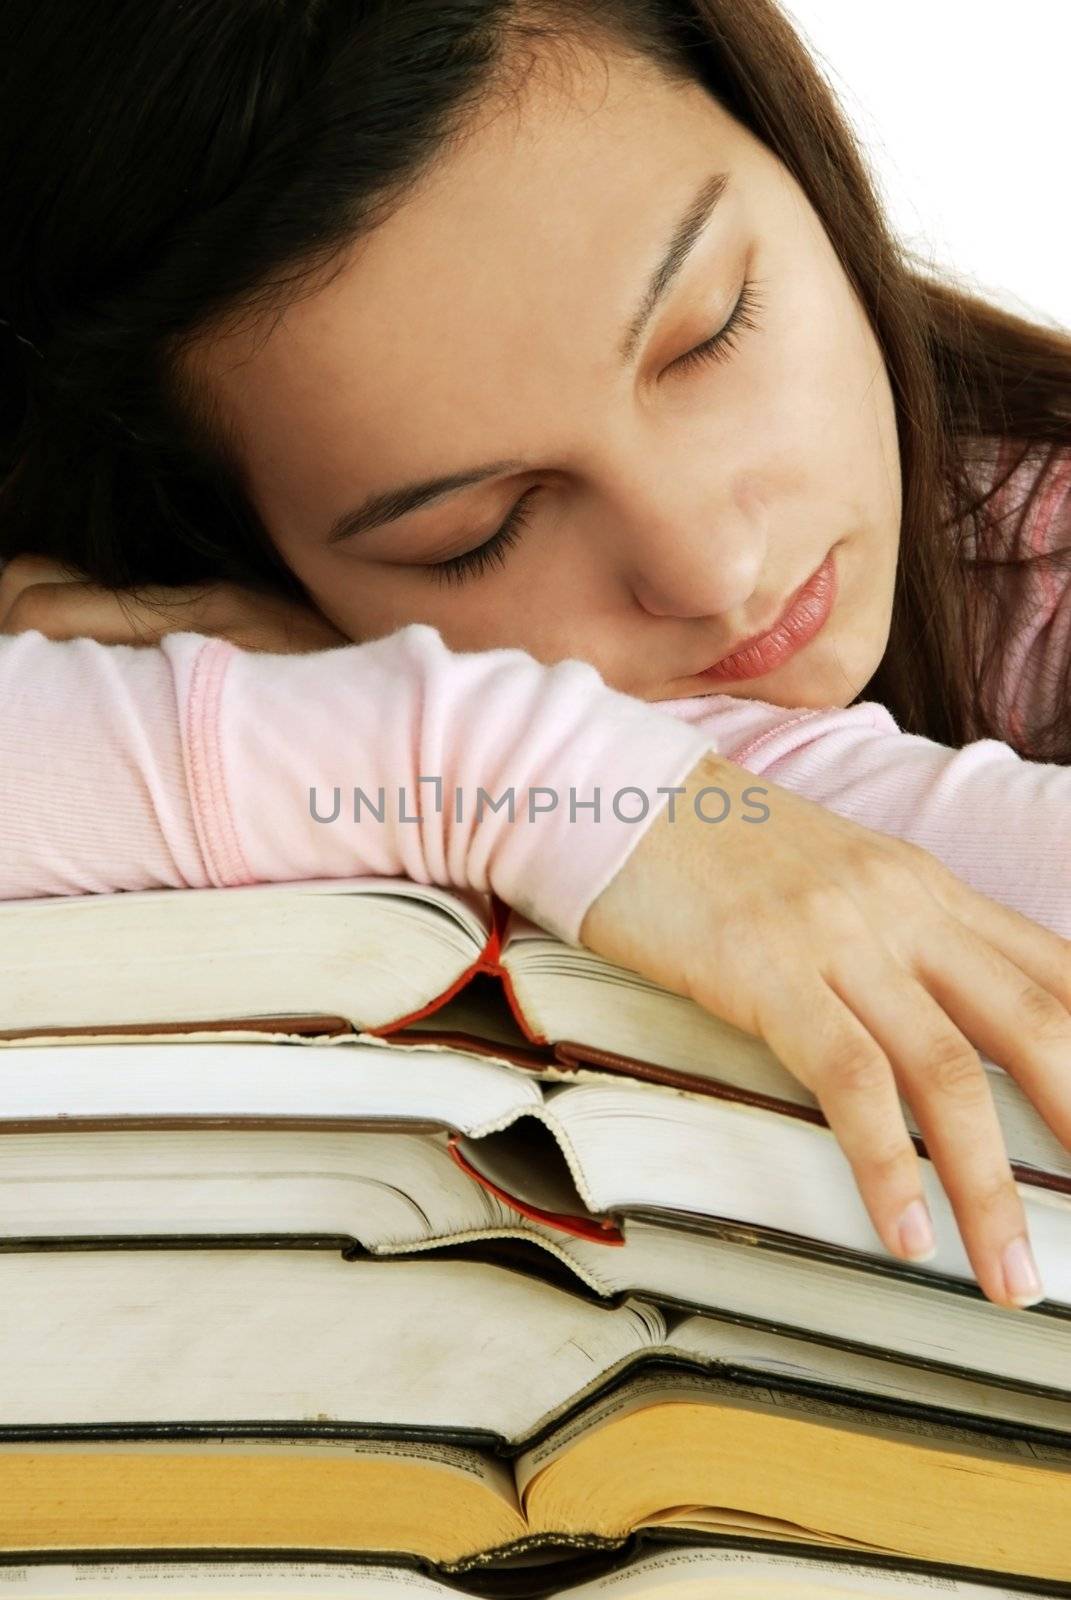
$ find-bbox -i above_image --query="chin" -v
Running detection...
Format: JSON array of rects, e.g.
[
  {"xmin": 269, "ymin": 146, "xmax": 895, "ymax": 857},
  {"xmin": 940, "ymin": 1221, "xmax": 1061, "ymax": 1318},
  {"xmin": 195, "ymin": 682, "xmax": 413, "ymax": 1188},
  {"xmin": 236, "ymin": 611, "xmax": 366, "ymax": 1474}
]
[
  {"xmin": 752, "ymin": 638, "xmax": 876, "ymax": 710},
  {"xmin": 752, "ymin": 679, "xmax": 855, "ymax": 711}
]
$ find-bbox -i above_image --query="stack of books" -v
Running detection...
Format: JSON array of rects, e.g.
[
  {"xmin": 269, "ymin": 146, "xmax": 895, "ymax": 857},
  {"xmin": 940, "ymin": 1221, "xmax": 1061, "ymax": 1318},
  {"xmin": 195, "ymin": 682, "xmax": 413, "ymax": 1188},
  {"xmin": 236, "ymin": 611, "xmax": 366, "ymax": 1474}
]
[{"xmin": 0, "ymin": 875, "xmax": 1069, "ymax": 1598}]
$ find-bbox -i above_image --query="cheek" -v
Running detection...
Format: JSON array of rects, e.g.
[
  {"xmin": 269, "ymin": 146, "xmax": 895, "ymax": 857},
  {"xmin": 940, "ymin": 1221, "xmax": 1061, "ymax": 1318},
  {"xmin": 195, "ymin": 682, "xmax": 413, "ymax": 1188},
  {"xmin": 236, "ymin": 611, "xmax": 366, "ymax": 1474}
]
[
  {"xmin": 296, "ymin": 558, "xmax": 527, "ymax": 650},
  {"xmin": 270, "ymin": 550, "xmax": 390, "ymax": 644},
  {"xmin": 320, "ymin": 574, "xmax": 436, "ymax": 642},
  {"xmin": 784, "ymin": 290, "xmax": 895, "ymax": 516},
  {"xmin": 270, "ymin": 538, "xmax": 541, "ymax": 647},
  {"xmin": 768, "ymin": 220, "xmax": 872, "ymax": 415},
  {"xmin": 318, "ymin": 546, "xmax": 620, "ymax": 668},
  {"xmin": 720, "ymin": 261, "xmax": 849, "ymax": 479}
]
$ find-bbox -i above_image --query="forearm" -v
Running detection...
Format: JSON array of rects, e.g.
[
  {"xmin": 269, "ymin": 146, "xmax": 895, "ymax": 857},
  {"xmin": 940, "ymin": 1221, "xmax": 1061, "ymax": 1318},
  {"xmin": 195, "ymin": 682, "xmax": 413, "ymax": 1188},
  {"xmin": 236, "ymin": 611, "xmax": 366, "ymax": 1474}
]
[
  {"xmin": 0, "ymin": 626, "xmax": 713, "ymax": 945},
  {"xmin": 677, "ymin": 692, "xmax": 1071, "ymax": 938}
]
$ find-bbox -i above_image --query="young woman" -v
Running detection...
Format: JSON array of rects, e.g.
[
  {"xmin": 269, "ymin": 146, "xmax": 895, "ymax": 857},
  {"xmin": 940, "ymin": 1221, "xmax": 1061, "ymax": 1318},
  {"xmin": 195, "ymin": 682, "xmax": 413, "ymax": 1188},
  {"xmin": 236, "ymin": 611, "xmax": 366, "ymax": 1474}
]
[{"xmin": 1, "ymin": 0, "xmax": 1069, "ymax": 1315}]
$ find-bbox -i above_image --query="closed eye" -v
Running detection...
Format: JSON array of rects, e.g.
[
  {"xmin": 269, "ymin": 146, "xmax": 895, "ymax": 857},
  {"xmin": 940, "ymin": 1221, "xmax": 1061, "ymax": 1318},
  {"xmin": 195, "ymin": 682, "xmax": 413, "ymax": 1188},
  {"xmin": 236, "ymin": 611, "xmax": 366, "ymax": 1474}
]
[
  {"xmin": 425, "ymin": 486, "xmax": 540, "ymax": 588},
  {"xmin": 423, "ymin": 276, "xmax": 766, "ymax": 587},
  {"xmin": 670, "ymin": 275, "xmax": 765, "ymax": 374}
]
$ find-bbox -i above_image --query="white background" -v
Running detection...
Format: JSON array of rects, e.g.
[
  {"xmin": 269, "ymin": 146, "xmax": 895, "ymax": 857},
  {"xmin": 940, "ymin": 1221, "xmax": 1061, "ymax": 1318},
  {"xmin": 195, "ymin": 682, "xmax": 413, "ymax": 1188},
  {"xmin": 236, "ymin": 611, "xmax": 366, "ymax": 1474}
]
[{"xmin": 783, "ymin": 0, "xmax": 1071, "ymax": 330}]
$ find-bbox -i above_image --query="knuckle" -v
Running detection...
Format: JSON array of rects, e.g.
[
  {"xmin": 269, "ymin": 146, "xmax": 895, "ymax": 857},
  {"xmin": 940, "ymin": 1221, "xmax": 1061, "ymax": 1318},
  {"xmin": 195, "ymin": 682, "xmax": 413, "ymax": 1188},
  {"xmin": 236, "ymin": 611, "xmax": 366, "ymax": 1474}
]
[
  {"xmin": 969, "ymin": 1171, "xmax": 1017, "ymax": 1226},
  {"xmin": 822, "ymin": 1040, "xmax": 890, "ymax": 1099},
  {"xmin": 925, "ymin": 1035, "xmax": 987, "ymax": 1101},
  {"xmin": 1060, "ymin": 937, "xmax": 1071, "ymax": 985},
  {"xmin": 4, "ymin": 586, "xmax": 52, "ymax": 633},
  {"xmin": 792, "ymin": 880, "xmax": 860, "ymax": 931},
  {"xmin": 1, "ymin": 552, "xmax": 80, "ymax": 595},
  {"xmin": 0, "ymin": 555, "xmax": 39, "ymax": 611},
  {"xmin": 860, "ymin": 840, "xmax": 937, "ymax": 896},
  {"xmin": 1, "ymin": 552, "xmax": 47, "ymax": 584},
  {"xmin": 897, "ymin": 838, "xmax": 942, "ymax": 876},
  {"xmin": 862, "ymin": 1140, "xmax": 916, "ymax": 1192},
  {"xmin": 1016, "ymin": 980, "xmax": 1070, "ymax": 1041}
]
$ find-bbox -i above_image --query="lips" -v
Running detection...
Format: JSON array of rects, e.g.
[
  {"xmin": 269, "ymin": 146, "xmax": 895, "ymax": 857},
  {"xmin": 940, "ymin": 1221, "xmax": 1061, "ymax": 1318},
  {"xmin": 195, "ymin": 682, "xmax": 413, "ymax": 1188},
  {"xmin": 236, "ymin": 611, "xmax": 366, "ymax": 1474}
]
[{"xmin": 696, "ymin": 549, "xmax": 837, "ymax": 683}]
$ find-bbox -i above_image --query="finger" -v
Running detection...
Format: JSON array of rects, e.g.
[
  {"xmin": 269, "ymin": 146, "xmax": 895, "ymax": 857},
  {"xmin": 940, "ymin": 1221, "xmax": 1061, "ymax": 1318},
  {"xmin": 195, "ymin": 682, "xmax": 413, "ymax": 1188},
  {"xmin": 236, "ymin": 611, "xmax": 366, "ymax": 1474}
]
[
  {"xmin": 0, "ymin": 555, "xmax": 89, "ymax": 629},
  {"xmin": 0, "ymin": 553, "xmax": 87, "ymax": 589},
  {"xmin": 0, "ymin": 579, "xmax": 180, "ymax": 644},
  {"xmin": 754, "ymin": 977, "xmax": 933, "ymax": 1273},
  {"xmin": 916, "ymin": 857, "xmax": 1071, "ymax": 1013},
  {"xmin": 0, "ymin": 567, "xmax": 347, "ymax": 653},
  {"xmin": 911, "ymin": 915, "xmax": 1071, "ymax": 1161},
  {"xmin": 824, "ymin": 943, "xmax": 1042, "ymax": 1311}
]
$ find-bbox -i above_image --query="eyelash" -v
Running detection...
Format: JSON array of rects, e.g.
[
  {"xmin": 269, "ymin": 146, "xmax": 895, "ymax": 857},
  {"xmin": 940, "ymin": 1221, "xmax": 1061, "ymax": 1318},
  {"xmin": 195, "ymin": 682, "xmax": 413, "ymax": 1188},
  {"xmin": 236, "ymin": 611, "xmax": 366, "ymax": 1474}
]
[
  {"xmin": 427, "ymin": 274, "xmax": 765, "ymax": 587},
  {"xmin": 429, "ymin": 487, "xmax": 541, "ymax": 589},
  {"xmin": 668, "ymin": 274, "xmax": 765, "ymax": 375}
]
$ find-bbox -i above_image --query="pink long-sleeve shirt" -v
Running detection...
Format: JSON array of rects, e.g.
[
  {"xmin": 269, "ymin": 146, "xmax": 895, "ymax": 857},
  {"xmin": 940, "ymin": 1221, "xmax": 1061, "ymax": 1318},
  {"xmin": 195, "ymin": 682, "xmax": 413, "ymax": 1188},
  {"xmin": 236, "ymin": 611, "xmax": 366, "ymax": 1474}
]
[{"xmin": 1, "ymin": 440, "xmax": 1069, "ymax": 943}]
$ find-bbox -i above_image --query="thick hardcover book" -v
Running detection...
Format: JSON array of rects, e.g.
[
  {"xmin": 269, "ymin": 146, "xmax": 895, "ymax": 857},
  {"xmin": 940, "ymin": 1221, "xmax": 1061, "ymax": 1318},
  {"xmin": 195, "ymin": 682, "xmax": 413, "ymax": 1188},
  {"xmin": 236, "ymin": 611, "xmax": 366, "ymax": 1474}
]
[
  {"xmin": 2, "ymin": 1536, "xmax": 1071, "ymax": 1599},
  {"xmin": 2, "ymin": 1244, "xmax": 1070, "ymax": 1442},
  {"xmin": 2, "ymin": 1037, "xmax": 1070, "ymax": 1362},
  {"xmin": 0, "ymin": 877, "xmax": 1067, "ymax": 1200},
  {"xmin": 0, "ymin": 1275, "xmax": 1069, "ymax": 1586}
]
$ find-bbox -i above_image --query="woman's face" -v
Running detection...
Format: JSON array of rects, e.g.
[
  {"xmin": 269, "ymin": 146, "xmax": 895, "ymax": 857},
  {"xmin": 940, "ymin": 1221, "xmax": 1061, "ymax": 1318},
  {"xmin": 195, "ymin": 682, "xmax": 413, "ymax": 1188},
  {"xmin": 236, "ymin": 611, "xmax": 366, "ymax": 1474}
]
[{"xmin": 192, "ymin": 36, "xmax": 901, "ymax": 708}]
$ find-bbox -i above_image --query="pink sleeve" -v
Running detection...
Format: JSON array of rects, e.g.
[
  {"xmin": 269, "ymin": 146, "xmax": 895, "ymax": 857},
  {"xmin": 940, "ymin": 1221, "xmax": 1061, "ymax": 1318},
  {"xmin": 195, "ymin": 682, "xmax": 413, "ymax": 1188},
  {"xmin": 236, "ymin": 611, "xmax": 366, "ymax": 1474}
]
[
  {"xmin": 2, "ymin": 613, "xmax": 1068, "ymax": 949},
  {"xmin": 655, "ymin": 691, "xmax": 1071, "ymax": 939},
  {"xmin": 0, "ymin": 624, "xmax": 714, "ymax": 946}
]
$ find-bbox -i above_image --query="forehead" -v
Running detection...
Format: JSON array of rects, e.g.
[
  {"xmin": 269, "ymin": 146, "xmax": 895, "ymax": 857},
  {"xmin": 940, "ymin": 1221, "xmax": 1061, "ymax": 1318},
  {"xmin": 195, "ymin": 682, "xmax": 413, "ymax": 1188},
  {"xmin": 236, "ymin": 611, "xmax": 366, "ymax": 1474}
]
[{"xmin": 185, "ymin": 40, "xmax": 750, "ymax": 534}]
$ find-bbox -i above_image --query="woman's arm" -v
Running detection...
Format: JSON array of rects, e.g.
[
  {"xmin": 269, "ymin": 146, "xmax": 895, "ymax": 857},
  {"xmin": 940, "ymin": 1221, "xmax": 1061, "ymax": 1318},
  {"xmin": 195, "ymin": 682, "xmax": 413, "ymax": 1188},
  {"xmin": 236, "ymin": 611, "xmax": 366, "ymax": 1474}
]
[
  {"xmin": 653, "ymin": 689, "xmax": 1071, "ymax": 939},
  {"xmin": 2, "ymin": 610, "xmax": 1068, "ymax": 939},
  {"xmin": 0, "ymin": 622, "xmax": 714, "ymax": 944}
]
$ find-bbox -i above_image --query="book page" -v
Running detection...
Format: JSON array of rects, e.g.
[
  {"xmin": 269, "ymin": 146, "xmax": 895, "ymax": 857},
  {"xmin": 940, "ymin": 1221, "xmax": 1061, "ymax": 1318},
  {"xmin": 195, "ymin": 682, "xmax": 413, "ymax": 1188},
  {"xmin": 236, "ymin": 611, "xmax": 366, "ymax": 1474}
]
[
  {"xmin": 558, "ymin": 1545, "xmax": 1051, "ymax": 1599},
  {"xmin": 0, "ymin": 1250, "xmax": 664, "ymax": 1439},
  {"xmin": 0, "ymin": 877, "xmax": 488, "ymax": 1035},
  {"xmin": 0, "ymin": 1560, "xmax": 454, "ymax": 1596},
  {"xmin": 514, "ymin": 1367, "xmax": 1071, "ymax": 1501},
  {"xmin": 0, "ymin": 1037, "xmax": 540, "ymax": 1131},
  {"xmin": 663, "ymin": 1314, "xmax": 1071, "ymax": 1437},
  {"xmin": 0, "ymin": 1547, "xmax": 1048, "ymax": 1598},
  {"xmin": 0, "ymin": 1435, "xmax": 522, "ymax": 1560}
]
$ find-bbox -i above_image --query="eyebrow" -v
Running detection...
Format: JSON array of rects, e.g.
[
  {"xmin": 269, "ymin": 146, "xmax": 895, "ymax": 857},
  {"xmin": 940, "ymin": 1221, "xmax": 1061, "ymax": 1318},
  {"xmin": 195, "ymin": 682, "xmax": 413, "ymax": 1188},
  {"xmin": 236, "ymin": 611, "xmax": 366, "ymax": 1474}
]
[{"xmin": 324, "ymin": 168, "xmax": 731, "ymax": 546}]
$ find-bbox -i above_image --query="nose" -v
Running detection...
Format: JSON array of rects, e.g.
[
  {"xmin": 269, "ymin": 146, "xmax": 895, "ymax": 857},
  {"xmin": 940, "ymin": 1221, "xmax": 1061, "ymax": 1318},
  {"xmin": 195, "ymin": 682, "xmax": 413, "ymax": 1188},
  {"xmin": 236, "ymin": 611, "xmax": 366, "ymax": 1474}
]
[{"xmin": 620, "ymin": 474, "xmax": 768, "ymax": 620}]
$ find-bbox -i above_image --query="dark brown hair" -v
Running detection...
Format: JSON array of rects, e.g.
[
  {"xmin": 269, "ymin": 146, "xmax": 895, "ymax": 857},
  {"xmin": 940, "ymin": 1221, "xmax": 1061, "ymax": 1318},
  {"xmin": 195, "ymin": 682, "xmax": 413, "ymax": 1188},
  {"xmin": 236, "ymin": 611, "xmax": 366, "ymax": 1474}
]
[{"xmin": 2, "ymin": 0, "xmax": 1069, "ymax": 759}]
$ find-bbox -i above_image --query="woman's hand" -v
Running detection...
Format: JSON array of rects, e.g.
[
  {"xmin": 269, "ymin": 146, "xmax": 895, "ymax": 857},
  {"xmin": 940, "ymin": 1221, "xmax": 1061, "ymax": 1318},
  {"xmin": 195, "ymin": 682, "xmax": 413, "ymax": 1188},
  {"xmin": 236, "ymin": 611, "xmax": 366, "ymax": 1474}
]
[
  {"xmin": 0, "ymin": 554, "xmax": 347, "ymax": 653},
  {"xmin": 581, "ymin": 749, "xmax": 1071, "ymax": 1312}
]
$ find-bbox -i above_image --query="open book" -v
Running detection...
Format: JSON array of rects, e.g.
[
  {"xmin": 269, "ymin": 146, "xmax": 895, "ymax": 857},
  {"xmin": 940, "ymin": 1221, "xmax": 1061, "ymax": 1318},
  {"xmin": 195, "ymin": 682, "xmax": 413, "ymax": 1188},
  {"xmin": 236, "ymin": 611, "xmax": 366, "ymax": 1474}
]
[
  {"xmin": 0, "ymin": 1549, "xmax": 1061, "ymax": 1600},
  {"xmin": 0, "ymin": 877, "xmax": 1068, "ymax": 1193},
  {"xmin": 6, "ymin": 1248, "xmax": 1068, "ymax": 1443},
  {"xmin": 2, "ymin": 1039, "xmax": 1069, "ymax": 1390},
  {"xmin": 2, "ymin": 1253, "xmax": 1069, "ymax": 1581}
]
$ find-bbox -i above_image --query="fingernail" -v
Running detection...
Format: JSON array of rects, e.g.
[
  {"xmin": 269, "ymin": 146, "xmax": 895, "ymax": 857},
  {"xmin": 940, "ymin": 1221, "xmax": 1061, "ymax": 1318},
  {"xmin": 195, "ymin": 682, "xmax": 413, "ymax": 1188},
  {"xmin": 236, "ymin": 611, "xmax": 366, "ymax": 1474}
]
[
  {"xmin": 896, "ymin": 1198, "xmax": 936, "ymax": 1261},
  {"xmin": 1001, "ymin": 1235, "xmax": 1044, "ymax": 1307}
]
